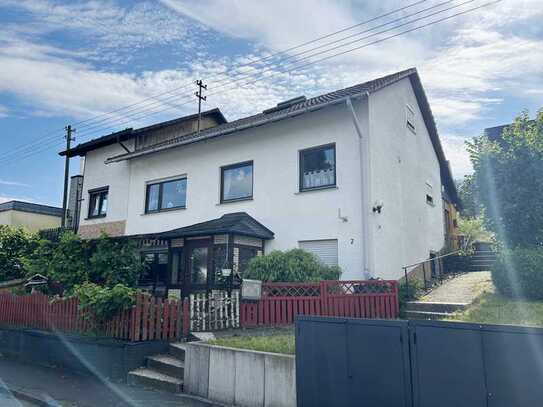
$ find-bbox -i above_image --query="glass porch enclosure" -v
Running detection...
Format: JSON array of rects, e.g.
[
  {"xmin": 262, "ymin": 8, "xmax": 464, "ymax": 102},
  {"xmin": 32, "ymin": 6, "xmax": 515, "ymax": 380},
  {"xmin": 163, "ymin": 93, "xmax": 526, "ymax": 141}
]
[
  {"xmin": 136, "ymin": 212, "xmax": 274, "ymax": 299},
  {"xmin": 139, "ymin": 234, "xmax": 264, "ymax": 298}
]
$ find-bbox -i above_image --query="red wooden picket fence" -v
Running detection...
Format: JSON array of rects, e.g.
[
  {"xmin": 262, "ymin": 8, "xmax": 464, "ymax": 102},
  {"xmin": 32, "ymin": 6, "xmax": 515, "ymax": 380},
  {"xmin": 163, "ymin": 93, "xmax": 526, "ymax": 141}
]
[
  {"xmin": 240, "ymin": 280, "xmax": 399, "ymax": 327},
  {"xmin": 0, "ymin": 292, "xmax": 189, "ymax": 341}
]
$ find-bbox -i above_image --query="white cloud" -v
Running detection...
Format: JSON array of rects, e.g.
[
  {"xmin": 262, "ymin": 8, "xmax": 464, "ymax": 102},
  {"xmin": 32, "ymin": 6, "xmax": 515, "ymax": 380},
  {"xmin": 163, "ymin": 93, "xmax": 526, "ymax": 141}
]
[
  {"xmin": 441, "ymin": 134, "xmax": 473, "ymax": 178},
  {"xmin": 0, "ymin": 179, "xmax": 30, "ymax": 187},
  {"xmin": 160, "ymin": 0, "xmax": 356, "ymax": 50},
  {"xmin": 0, "ymin": 105, "xmax": 7, "ymax": 118},
  {"xmin": 0, "ymin": 0, "xmax": 196, "ymax": 63},
  {"xmin": 0, "ymin": 0, "xmax": 542, "ymax": 178}
]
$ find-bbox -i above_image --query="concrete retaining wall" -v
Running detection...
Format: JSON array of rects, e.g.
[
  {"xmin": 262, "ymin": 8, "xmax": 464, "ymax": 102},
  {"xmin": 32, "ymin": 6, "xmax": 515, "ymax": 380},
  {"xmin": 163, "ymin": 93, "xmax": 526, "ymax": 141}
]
[
  {"xmin": 0, "ymin": 326, "xmax": 168, "ymax": 382},
  {"xmin": 184, "ymin": 342, "xmax": 296, "ymax": 407}
]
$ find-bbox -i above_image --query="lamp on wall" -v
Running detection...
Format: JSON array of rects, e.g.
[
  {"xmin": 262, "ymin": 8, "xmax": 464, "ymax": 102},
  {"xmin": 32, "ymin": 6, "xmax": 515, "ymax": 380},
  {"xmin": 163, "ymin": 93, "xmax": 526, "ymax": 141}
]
[{"xmin": 372, "ymin": 200, "xmax": 384, "ymax": 214}]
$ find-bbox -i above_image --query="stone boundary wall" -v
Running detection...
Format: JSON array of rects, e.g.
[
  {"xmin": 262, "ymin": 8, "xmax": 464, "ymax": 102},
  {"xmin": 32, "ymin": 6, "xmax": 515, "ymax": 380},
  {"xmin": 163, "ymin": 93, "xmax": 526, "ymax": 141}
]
[
  {"xmin": 184, "ymin": 342, "xmax": 296, "ymax": 407},
  {"xmin": 0, "ymin": 326, "xmax": 167, "ymax": 382}
]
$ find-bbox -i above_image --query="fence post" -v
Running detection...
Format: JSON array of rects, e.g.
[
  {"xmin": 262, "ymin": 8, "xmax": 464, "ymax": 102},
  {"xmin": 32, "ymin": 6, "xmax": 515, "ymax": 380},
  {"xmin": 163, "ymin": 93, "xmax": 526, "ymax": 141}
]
[
  {"xmin": 320, "ymin": 281, "xmax": 328, "ymax": 316},
  {"xmin": 403, "ymin": 267, "xmax": 409, "ymax": 300},
  {"xmin": 394, "ymin": 281, "xmax": 400, "ymax": 318},
  {"xmin": 182, "ymin": 298, "xmax": 190, "ymax": 338}
]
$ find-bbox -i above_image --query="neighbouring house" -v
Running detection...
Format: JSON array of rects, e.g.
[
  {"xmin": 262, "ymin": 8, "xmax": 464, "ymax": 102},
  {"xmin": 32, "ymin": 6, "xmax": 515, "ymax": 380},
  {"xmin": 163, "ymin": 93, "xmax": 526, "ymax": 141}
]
[
  {"xmin": 0, "ymin": 200, "xmax": 63, "ymax": 232},
  {"xmin": 60, "ymin": 68, "xmax": 460, "ymax": 297}
]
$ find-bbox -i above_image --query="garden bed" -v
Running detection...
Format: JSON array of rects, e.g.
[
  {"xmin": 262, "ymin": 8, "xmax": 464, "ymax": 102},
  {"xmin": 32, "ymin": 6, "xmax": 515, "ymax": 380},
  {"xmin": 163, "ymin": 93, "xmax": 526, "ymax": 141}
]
[{"xmin": 208, "ymin": 333, "xmax": 295, "ymax": 355}]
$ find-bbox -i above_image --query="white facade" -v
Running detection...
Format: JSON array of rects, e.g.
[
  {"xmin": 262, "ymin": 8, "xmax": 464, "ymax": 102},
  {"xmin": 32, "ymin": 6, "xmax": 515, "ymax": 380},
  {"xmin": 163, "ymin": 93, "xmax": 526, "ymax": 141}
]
[{"xmin": 77, "ymin": 77, "xmax": 445, "ymax": 280}]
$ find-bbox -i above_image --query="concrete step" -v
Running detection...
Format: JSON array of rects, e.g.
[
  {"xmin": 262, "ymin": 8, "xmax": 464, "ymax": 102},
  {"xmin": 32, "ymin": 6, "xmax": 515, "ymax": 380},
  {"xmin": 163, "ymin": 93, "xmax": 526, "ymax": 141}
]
[
  {"xmin": 405, "ymin": 301, "xmax": 467, "ymax": 313},
  {"xmin": 469, "ymin": 266, "xmax": 492, "ymax": 272},
  {"xmin": 404, "ymin": 310, "xmax": 453, "ymax": 320},
  {"xmin": 147, "ymin": 354, "xmax": 184, "ymax": 378},
  {"xmin": 471, "ymin": 258, "xmax": 495, "ymax": 264},
  {"xmin": 169, "ymin": 343, "xmax": 186, "ymax": 361},
  {"xmin": 127, "ymin": 368, "xmax": 183, "ymax": 393}
]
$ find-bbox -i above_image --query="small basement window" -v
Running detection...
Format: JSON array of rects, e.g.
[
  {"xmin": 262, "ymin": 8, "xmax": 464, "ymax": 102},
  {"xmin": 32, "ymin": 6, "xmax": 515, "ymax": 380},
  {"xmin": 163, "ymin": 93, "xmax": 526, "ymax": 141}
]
[
  {"xmin": 406, "ymin": 104, "xmax": 416, "ymax": 133},
  {"xmin": 88, "ymin": 187, "xmax": 108, "ymax": 218}
]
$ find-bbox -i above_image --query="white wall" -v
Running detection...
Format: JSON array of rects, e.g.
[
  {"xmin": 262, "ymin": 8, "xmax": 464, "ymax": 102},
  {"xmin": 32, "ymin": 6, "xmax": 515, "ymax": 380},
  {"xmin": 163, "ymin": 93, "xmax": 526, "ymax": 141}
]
[
  {"xmin": 80, "ymin": 104, "xmax": 368, "ymax": 279},
  {"xmin": 368, "ymin": 78, "xmax": 445, "ymax": 279},
  {"xmin": 79, "ymin": 81, "xmax": 446, "ymax": 281},
  {"xmin": 79, "ymin": 140, "xmax": 134, "ymax": 227}
]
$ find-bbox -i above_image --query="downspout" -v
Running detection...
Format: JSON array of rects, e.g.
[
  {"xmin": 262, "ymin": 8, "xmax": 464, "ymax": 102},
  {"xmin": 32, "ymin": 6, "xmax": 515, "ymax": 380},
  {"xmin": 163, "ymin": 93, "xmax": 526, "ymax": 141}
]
[{"xmin": 346, "ymin": 93, "xmax": 373, "ymax": 278}]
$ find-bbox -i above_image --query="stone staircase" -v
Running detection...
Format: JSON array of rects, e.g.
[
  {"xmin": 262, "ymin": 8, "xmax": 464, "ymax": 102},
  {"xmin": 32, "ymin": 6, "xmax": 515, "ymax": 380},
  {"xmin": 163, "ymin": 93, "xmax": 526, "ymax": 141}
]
[
  {"xmin": 404, "ymin": 301, "xmax": 468, "ymax": 320},
  {"xmin": 469, "ymin": 250, "xmax": 496, "ymax": 272},
  {"xmin": 128, "ymin": 342, "xmax": 186, "ymax": 393}
]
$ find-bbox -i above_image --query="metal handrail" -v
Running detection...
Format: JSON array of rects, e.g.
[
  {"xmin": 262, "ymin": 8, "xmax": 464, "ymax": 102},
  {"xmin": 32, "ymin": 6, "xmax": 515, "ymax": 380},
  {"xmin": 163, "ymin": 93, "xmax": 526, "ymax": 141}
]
[{"xmin": 401, "ymin": 249, "xmax": 463, "ymax": 299}]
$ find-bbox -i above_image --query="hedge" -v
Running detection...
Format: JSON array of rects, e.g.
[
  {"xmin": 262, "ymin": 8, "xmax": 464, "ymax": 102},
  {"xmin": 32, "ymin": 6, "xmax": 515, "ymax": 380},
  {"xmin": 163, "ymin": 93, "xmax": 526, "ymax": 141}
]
[{"xmin": 492, "ymin": 247, "xmax": 543, "ymax": 300}]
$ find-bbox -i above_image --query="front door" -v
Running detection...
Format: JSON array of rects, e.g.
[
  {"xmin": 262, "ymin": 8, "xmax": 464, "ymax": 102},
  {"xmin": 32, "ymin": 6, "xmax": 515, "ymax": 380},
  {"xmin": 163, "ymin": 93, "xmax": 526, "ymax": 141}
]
[{"xmin": 184, "ymin": 239, "xmax": 213, "ymax": 294}]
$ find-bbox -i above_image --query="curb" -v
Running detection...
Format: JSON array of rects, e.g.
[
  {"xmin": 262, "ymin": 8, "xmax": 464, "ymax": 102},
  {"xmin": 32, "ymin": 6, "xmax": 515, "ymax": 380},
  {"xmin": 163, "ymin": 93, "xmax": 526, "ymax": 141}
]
[{"xmin": 0, "ymin": 387, "xmax": 56, "ymax": 407}]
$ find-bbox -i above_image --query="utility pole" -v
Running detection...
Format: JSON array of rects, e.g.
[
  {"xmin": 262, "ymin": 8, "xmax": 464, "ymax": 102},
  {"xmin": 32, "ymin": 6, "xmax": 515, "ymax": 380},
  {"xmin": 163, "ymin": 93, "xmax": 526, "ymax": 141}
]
[
  {"xmin": 195, "ymin": 79, "xmax": 207, "ymax": 136},
  {"xmin": 61, "ymin": 125, "xmax": 75, "ymax": 229}
]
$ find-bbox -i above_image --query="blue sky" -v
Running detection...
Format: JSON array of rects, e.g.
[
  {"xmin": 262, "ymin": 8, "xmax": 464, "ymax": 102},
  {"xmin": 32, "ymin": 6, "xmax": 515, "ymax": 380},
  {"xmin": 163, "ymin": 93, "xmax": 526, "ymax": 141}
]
[{"xmin": 0, "ymin": 0, "xmax": 541, "ymax": 206}]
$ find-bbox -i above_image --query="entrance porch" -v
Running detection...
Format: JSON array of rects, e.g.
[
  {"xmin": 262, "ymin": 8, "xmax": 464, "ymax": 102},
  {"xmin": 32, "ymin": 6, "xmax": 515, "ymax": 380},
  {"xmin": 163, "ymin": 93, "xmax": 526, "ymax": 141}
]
[{"xmin": 135, "ymin": 212, "xmax": 274, "ymax": 298}]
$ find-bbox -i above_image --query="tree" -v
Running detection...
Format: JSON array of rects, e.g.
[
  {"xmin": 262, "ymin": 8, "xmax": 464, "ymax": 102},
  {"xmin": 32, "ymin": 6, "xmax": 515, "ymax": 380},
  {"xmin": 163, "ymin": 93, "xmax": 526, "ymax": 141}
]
[
  {"xmin": 457, "ymin": 175, "xmax": 481, "ymax": 218},
  {"xmin": 89, "ymin": 234, "xmax": 145, "ymax": 288},
  {"xmin": 458, "ymin": 216, "xmax": 493, "ymax": 247},
  {"xmin": 468, "ymin": 109, "xmax": 543, "ymax": 247},
  {"xmin": 0, "ymin": 226, "xmax": 39, "ymax": 281},
  {"xmin": 24, "ymin": 232, "xmax": 91, "ymax": 293}
]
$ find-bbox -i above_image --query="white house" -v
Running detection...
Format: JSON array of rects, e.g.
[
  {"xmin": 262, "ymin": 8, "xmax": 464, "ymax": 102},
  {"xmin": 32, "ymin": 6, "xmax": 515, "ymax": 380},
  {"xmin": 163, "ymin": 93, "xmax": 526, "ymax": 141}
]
[{"xmin": 61, "ymin": 68, "xmax": 460, "ymax": 297}]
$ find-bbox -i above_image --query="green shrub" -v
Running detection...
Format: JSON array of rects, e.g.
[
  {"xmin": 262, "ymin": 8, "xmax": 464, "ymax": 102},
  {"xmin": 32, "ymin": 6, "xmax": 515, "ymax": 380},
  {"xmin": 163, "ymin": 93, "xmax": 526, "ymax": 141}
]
[
  {"xmin": 0, "ymin": 226, "xmax": 40, "ymax": 281},
  {"xmin": 398, "ymin": 279, "xmax": 424, "ymax": 316},
  {"xmin": 23, "ymin": 232, "xmax": 90, "ymax": 293},
  {"xmin": 24, "ymin": 232, "xmax": 146, "ymax": 294},
  {"xmin": 492, "ymin": 248, "xmax": 543, "ymax": 300},
  {"xmin": 244, "ymin": 249, "xmax": 341, "ymax": 282},
  {"xmin": 71, "ymin": 282, "xmax": 137, "ymax": 324},
  {"xmin": 89, "ymin": 234, "xmax": 145, "ymax": 288}
]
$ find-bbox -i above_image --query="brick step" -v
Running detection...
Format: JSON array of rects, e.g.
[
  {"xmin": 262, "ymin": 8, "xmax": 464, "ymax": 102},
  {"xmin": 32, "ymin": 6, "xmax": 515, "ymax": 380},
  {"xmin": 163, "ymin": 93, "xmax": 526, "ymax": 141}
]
[
  {"xmin": 404, "ymin": 310, "xmax": 453, "ymax": 320},
  {"xmin": 147, "ymin": 354, "xmax": 184, "ymax": 378},
  {"xmin": 405, "ymin": 301, "xmax": 467, "ymax": 313},
  {"xmin": 169, "ymin": 343, "xmax": 187, "ymax": 361},
  {"xmin": 128, "ymin": 368, "xmax": 183, "ymax": 393}
]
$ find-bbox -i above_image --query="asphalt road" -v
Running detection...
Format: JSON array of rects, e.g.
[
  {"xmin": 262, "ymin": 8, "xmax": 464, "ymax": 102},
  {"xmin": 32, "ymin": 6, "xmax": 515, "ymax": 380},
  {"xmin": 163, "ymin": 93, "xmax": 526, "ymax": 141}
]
[{"xmin": 0, "ymin": 356, "xmax": 217, "ymax": 407}]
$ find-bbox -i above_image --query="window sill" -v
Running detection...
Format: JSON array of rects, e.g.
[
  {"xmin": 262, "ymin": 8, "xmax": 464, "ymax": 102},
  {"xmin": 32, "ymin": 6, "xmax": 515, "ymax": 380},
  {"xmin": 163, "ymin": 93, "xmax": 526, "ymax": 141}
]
[
  {"xmin": 217, "ymin": 197, "xmax": 253, "ymax": 205},
  {"xmin": 142, "ymin": 206, "xmax": 186, "ymax": 215},
  {"xmin": 295, "ymin": 185, "xmax": 338, "ymax": 195},
  {"xmin": 85, "ymin": 214, "xmax": 107, "ymax": 220}
]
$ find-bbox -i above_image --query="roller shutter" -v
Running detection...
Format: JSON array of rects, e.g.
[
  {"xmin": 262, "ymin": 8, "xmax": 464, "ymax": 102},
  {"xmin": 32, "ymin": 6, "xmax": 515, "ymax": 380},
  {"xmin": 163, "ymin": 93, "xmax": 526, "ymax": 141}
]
[{"xmin": 299, "ymin": 239, "xmax": 338, "ymax": 267}]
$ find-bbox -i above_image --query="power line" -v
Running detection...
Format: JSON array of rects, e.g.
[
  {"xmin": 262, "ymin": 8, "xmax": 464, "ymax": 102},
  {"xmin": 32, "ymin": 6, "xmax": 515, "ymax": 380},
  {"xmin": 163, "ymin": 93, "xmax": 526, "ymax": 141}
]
[
  {"xmin": 64, "ymin": 0, "xmax": 468, "ymax": 140},
  {"xmin": 0, "ymin": 0, "xmax": 432, "ymax": 160},
  {"xmin": 0, "ymin": 0, "xmax": 499, "ymax": 166},
  {"xmin": 70, "ymin": 0, "xmax": 481, "ymax": 140},
  {"xmin": 0, "ymin": 0, "xmax": 501, "ymax": 167},
  {"xmin": 57, "ymin": 0, "xmax": 440, "ymax": 138}
]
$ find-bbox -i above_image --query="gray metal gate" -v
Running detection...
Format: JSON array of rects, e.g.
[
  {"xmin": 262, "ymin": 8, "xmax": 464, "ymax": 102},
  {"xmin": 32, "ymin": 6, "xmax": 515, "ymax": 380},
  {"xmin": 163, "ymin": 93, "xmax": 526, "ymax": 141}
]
[
  {"xmin": 295, "ymin": 316, "xmax": 412, "ymax": 407},
  {"xmin": 296, "ymin": 317, "xmax": 543, "ymax": 407}
]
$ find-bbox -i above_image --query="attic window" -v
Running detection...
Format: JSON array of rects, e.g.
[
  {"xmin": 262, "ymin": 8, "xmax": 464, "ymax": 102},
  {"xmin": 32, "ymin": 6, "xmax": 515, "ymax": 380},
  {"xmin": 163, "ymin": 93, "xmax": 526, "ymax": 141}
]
[{"xmin": 406, "ymin": 104, "xmax": 416, "ymax": 133}]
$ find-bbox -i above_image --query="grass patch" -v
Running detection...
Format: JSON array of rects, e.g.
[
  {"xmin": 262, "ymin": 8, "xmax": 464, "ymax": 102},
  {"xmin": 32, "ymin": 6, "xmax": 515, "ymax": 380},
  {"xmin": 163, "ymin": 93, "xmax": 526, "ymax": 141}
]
[
  {"xmin": 451, "ymin": 293, "xmax": 543, "ymax": 327},
  {"xmin": 207, "ymin": 334, "xmax": 295, "ymax": 355}
]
